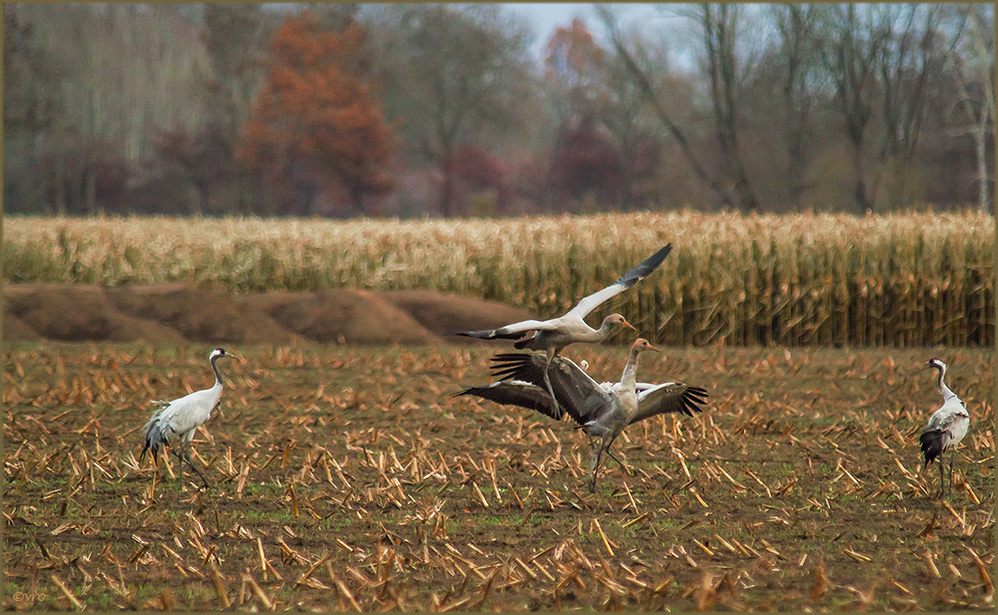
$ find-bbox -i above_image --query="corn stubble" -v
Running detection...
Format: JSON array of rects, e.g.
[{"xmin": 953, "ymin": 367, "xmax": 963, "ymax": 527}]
[
  {"xmin": 3, "ymin": 343, "xmax": 994, "ymax": 611},
  {"xmin": 5, "ymin": 211, "xmax": 993, "ymax": 346}
]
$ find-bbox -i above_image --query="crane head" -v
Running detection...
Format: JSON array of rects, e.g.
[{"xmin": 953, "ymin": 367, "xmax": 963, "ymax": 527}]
[
  {"xmin": 211, "ymin": 347, "xmax": 242, "ymax": 362},
  {"xmin": 927, "ymin": 357, "xmax": 947, "ymax": 372},
  {"xmin": 631, "ymin": 338, "xmax": 660, "ymax": 353},
  {"xmin": 604, "ymin": 314, "xmax": 635, "ymax": 330}
]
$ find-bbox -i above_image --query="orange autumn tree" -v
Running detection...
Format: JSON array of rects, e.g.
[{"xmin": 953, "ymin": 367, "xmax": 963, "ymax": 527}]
[{"xmin": 239, "ymin": 12, "xmax": 394, "ymax": 215}]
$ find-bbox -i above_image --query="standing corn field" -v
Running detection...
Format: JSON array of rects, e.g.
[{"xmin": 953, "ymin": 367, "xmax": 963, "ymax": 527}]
[{"xmin": 4, "ymin": 212, "xmax": 993, "ymax": 347}]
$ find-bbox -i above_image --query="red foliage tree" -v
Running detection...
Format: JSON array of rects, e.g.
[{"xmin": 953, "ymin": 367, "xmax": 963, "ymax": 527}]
[
  {"xmin": 447, "ymin": 143, "xmax": 510, "ymax": 215},
  {"xmin": 238, "ymin": 11, "xmax": 395, "ymax": 216},
  {"xmin": 549, "ymin": 116, "xmax": 625, "ymax": 209},
  {"xmin": 544, "ymin": 18, "xmax": 608, "ymax": 122}
]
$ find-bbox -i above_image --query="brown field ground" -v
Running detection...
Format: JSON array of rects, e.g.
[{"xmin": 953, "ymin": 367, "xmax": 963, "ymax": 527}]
[{"xmin": 3, "ymin": 341, "xmax": 994, "ymax": 611}]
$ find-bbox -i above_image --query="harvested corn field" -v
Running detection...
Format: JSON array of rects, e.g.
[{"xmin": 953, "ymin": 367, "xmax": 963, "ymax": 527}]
[
  {"xmin": 4, "ymin": 212, "xmax": 994, "ymax": 347},
  {"xmin": 3, "ymin": 342, "xmax": 994, "ymax": 611}
]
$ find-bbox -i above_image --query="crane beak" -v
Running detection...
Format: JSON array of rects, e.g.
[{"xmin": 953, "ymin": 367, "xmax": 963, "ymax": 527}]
[
  {"xmin": 621, "ymin": 319, "xmax": 636, "ymax": 330},
  {"xmin": 646, "ymin": 343, "xmax": 661, "ymax": 353}
]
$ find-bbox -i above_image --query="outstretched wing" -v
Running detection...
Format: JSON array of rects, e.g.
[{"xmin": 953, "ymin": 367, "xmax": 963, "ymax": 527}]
[
  {"xmin": 453, "ymin": 319, "xmax": 558, "ymax": 341},
  {"xmin": 454, "ymin": 380, "xmax": 561, "ymax": 420},
  {"xmin": 629, "ymin": 382, "xmax": 708, "ymax": 425},
  {"xmin": 566, "ymin": 244, "xmax": 672, "ymax": 319},
  {"xmin": 488, "ymin": 352, "xmax": 612, "ymax": 425}
]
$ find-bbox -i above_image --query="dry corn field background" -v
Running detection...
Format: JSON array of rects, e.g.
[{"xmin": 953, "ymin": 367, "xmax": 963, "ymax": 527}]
[
  {"xmin": 3, "ymin": 342, "xmax": 994, "ymax": 611},
  {"xmin": 4, "ymin": 212, "xmax": 994, "ymax": 347}
]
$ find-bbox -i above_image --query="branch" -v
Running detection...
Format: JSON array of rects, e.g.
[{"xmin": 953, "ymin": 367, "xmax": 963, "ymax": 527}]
[{"xmin": 597, "ymin": 5, "xmax": 733, "ymax": 208}]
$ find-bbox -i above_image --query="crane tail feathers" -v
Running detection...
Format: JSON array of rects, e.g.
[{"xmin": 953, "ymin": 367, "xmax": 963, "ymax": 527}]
[
  {"xmin": 919, "ymin": 429, "xmax": 945, "ymax": 468},
  {"xmin": 141, "ymin": 421, "xmax": 171, "ymax": 463}
]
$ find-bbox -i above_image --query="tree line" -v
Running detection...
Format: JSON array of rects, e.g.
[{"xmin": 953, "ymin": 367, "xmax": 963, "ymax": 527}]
[{"xmin": 4, "ymin": 3, "xmax": 993, "ymax": 218}]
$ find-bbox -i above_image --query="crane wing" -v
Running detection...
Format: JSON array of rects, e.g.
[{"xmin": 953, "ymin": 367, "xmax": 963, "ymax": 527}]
[
  {"xmin": 566, "ymin": 244, "xmax": 672, "ymax": 319},
  {"xmin": 454, "ymin": 380, "xmax": 561, "ymax": 420},
  {"xmin": 488, "ymin": 352, "xmax": 612, "ymax": 425},
  {"xmin": 629, "ymin": 382, "xmax": 708, "ymax": 425},
  {"xmin": 151, "ymin": 387, "xmax": 221, "ymax": 438},
  {"xmin": 453, "ymin": 319, "xmax": 559, "ymax": 341},
  {"xmin": 927, "ymin": 400, "xmax": 969, "ymax": 432}
]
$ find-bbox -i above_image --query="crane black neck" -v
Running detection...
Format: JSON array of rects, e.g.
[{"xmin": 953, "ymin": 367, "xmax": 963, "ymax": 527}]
[
  {"xmin": 931, "ymin": 362, "xmax": 946, "ymax": 390},
  {"xmin": 211, "ymin": 354, "xmax": 225, "ymax": 386}
]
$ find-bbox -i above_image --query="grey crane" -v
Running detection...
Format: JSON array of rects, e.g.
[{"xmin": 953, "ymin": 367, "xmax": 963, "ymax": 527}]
[
  {"xmin": 457, "ymin": 338, "xmax": 707, "ymax": 492},
  {"xmin": 918, "ymin": 358, "xmax": 970, "ymax": 500},
  {"xmin": 140, "ymin": 347, "xmax": 233, "ymax": 488},
  {"xmin": 455, "ymin": 244, "xmax": 672, "ymax": 416}
]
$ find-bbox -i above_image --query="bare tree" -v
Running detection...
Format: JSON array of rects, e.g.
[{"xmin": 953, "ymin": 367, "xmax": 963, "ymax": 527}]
[
  {"xmin": 598, "ymin": 5, "xmax": 733, "ymax": 210},
  {"xmin": 599, "ymin": 4, "xmax": 762, "ymax": 212},
  {"xmin": 693, "ymin": 3, "xmax": 761, "ymax": 212},
  {"xmin": 602, "ymin": 46, "xmax": 664, "ymax": 211},
  {"xmin": 816, "ymin": 4, "xmax": 895, "ymax": 213},
  {"xmin": 947, "ymin": 4, "xmax": 994, "ymax": 213},
  {"xmin": 366, "ymin": 4, "xmax": 534, "ymax": 217},
  {"xmin": 197, "ymin": 4, "xmax": 277, "ymax": 214},
  {"xmin": 874, "ymin": 5, "xmax": 953, "ymax": 209},
  {"xmin": 767, "ymin": 4, "xmax": 824, "ymax": 211}
]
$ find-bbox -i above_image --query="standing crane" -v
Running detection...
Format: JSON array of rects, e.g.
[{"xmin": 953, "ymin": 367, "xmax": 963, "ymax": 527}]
[
  {"xmin": 455, "ymin": 244, "xmax": 672, "ymax": 416},
  {"xmin": 457, "ymin": 338, "xmax": 707, "ymax": 492},
  {"xmin": 140, "ymin": 348, "xmax": 233, "ymax": 488},
  {"xmin": 918, "ymin": 358, "xmax": 970, "ymax": 500}
]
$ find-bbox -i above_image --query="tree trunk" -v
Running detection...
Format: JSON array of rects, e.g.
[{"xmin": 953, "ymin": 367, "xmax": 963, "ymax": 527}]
[
  {"xmin": 85, "ymin": 163, "xmax": 98, "ymax": 214},
  {"xmin": 53, "ymin": 153, "xmax": 66, "ymax": 215},
  {"xmin": 606, "ymin": 24, "xmax": 737, "ymax": 210},
  {"xmin": 851, "ymin": 144, "xmax": 872, "ymax": 214},
  {"xmin": 439, "ymin": 147, "xmax": 455, "ymax": 217},
  {"xmin": 976, "ymin": 104, "xmax": 990, "ymax": 213}
]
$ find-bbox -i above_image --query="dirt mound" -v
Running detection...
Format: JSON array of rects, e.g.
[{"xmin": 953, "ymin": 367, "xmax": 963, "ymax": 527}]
[
  {"xmin": 382, "ymin": 289, "xmax": 534, "ymax": 340},
  {"xmin": 106, "ymin": 284, "xmax": 300, "ymax": 345},
  {"xmin": 259, "ymin": 289, "xmax": 438, "ymax": 345},
  {"xmin": 3, "ymin": 312, "xmax": 40, "ymax": 342},
  {"xmin": 3, "ymin": 284, "xmax": 532, "ymax": 346},
  {"xmin": 2, "ymin": 284, "xmax": 184, "ymax": 344}
]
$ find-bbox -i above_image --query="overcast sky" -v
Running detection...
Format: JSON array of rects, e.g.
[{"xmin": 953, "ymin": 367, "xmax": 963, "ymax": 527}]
[{"xmin": 502, "ymin": 3, "xmax": 664, "ymax": 61}]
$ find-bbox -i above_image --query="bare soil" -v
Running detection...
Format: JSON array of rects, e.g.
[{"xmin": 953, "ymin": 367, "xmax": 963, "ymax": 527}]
[
  {"xmin": 2, "ymin": 342, "xmax": 994, "ymax": 611},
  {"xmin": 3, "ymin": 284, "xmax": 533, "ymax": 346}
]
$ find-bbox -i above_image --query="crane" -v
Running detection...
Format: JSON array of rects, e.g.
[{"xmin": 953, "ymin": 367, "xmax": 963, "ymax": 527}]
[
  {"xmin": 140, "ymin": 347, "xmax": 233, "ymax": 488},
  {"xmin": 457, "ymin": 338, "xmax": 707, "ymax": 492},
  {"xmin": 918, "ymin": 358, "xmax": 970, "ymax": 500},
  {"xmin": 455, "ymin": 244, "xmax": 672, "ymax": 416}
]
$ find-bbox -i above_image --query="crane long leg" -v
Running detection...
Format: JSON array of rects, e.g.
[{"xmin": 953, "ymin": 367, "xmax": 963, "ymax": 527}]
[
  {"xmin": 603, "ymin": 448, "xmax": 628, "ymax": 474},
  {"xmin": 171, "ymin": 441, "xmax": 209, "ymax": 489},
  {"xmin": 185, "ymin": 453, "xmax": 209, "ymax": 489},
  {"xmin": 170, "ymin": 445, "xmax": 186, "ymax": 483},
  {"xmin": 939, "ymin": 454, "xmax": 945, "ymax": 500},
  {"xmin": 597, "ymin": 437, "xmax": 629, "ymax": 476},
  {"xmin": 948, "ymin": 449, "xmax": 956, "ymax": 500},
  {"xmin": 543, "ymin": 349, "xmax": 561, "ymax": 419},
  {"xmin": 588, "ymin": 435, "xmax": 625, "ymax": 493},
  {"xmin": 588, "ymin": 440, "xmax": 606, "ymax": 493},
  {"xmin": 181, "ymin": 441, "xmax": 209, "ymax": 489}
]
